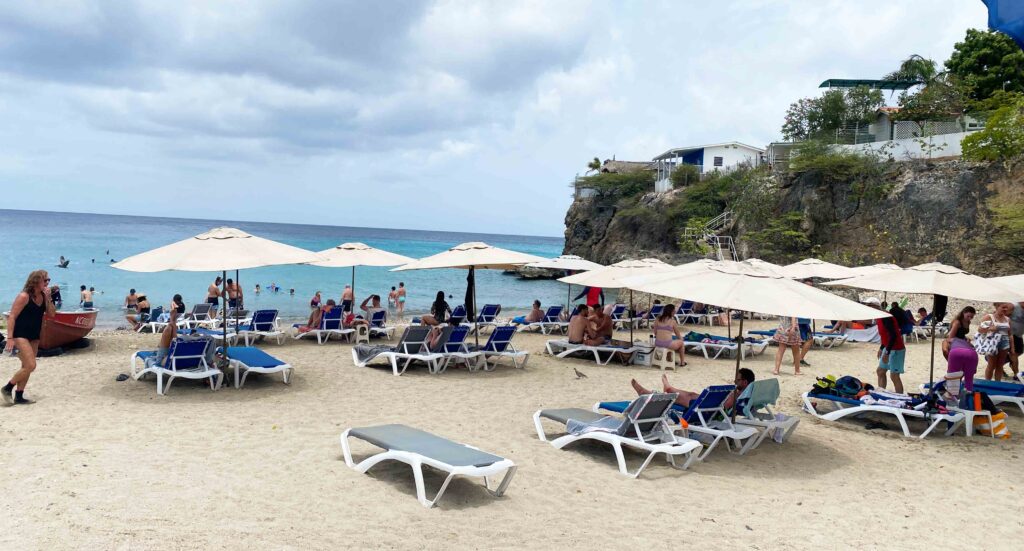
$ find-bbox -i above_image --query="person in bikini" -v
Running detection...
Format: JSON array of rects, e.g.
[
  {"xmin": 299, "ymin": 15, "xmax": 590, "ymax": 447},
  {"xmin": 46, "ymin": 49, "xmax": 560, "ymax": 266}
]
[
  {"xmin": 396, "ymin": 282, "xmax": 407, "ymax": 318},
  {"xmin": 631, "ymin": 368, "xmax": 755, "ymax": 409},
  {"xmin": 652, "ymin": 304, "xmax": 686, "ymax": 367}
]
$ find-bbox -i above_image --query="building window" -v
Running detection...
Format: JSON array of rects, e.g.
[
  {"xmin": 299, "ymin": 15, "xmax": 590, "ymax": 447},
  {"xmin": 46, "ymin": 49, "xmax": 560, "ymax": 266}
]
[{"xmin": 713, "ymin": 156, "xmax": 723, "ymax": 167}]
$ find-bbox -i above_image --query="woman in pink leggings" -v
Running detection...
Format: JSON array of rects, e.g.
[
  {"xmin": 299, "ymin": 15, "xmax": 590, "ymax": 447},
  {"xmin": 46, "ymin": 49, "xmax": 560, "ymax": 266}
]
[{"xmin": 944, "ymin": 307, "xmax": 979, "ymax": 390}]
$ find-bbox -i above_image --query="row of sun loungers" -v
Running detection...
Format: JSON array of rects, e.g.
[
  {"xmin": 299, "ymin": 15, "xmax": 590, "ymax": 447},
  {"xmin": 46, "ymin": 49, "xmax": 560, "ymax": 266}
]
[
  {"xmin": 352, "ymin": 325, "xmax": 530, "ymax": 376},
  {"xmin": 746, "ymin": 329, "xmax": 850, "ymax": 349},
  {"xmin": 130, "ymin": 337, "xmax": 293, "ymax": 395}
]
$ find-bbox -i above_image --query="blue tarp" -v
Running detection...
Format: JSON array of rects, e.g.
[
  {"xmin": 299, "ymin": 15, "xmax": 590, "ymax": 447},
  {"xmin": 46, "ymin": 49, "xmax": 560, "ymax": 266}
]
[{"xmin": 984, "ymin": 0, "xmax": 1024, "ymax": 50}]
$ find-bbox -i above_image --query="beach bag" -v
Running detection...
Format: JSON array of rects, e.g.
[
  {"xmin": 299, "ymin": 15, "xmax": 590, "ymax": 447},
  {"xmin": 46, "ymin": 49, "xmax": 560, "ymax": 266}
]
[
  {"xmin": 972, "ymin": 332, "xmax": 1001, "ymax": 357},
  {"xmin": 834, "ymin": 376, "xmax": 863, "ymax": 397},
  {"xmin": 974, "ymin": 411, "xmax": 1011, "ymax": 439}
]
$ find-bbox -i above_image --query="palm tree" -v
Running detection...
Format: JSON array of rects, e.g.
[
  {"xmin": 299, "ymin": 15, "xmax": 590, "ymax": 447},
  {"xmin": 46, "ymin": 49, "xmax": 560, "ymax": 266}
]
[
  {"xmin": 884, "ymin": 54, "xmax": 939, "ymax": 84},
  {"xmin": 586, "ymin": 157, "xmax": 601, "ymax": 173}
]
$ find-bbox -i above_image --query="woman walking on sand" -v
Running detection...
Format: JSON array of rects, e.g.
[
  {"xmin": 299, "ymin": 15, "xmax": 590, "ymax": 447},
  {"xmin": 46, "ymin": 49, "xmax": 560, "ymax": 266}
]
[
  {"xmin": 3, "ymin": 270, "xmax": 56, "ymax": 405},
  {"xmin": 772, "ymin": 315, "xmax": 803, "ymax": 375}
]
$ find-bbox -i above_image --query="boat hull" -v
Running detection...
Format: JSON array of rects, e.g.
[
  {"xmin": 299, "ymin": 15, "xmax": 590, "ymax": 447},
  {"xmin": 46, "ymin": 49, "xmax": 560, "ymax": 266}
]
[{"xmin": 40, "ymin": 310, "xmax": 97, "ymax": 349}]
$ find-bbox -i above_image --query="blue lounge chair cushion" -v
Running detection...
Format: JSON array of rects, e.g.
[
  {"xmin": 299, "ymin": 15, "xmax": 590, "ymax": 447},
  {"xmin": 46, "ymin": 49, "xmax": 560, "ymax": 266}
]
[{"xmin": 223, "ymin": 346, "xmax": 286, "ymax": 368}]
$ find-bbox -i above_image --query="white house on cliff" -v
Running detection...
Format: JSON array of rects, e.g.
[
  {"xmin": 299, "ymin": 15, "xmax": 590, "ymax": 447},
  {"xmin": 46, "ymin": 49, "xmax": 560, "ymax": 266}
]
[{"xmin": 652, "ymin": 141, "xmax": 764, "ymax": 193}]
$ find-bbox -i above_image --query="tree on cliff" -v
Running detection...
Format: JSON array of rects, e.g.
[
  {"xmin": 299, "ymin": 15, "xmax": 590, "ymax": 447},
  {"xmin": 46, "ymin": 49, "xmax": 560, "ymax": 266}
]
[
  {"xmin": 781, "ymin": 86, "xmax": 884, "ymax": 142},
  {"xmin": 586, "ymin": 157, "xmax": 601, "ymax": 173},
  {"xmin": 884, "ymin": 54, "xmax": 939, "ymax": 84},
  {"xmin": 946, "ymin": 29, "xmax": 1024, "ymax": 102},
  {"xmin": 962, "ymin": 96, "xmax": 1024, "ymax": 165}
]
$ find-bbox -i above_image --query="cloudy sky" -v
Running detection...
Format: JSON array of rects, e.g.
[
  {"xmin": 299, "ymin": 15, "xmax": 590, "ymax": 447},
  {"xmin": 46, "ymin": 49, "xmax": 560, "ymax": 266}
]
[{"xmin": 0, "ymin": 1, "xmax": 988, "ymax": 236}]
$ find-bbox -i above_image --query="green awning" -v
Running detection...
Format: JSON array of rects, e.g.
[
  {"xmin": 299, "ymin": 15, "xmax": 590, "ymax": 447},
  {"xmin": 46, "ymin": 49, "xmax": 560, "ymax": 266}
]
[{"xmin": 818, "ymin": 78, "xmax": 923, "ymax": 90}]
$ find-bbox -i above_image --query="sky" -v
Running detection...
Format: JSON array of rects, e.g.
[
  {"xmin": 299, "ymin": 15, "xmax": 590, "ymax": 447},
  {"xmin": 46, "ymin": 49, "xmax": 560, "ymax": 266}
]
[{"xmin": 0, "ymin": 1, "xmax": 989, "ymax": 237}]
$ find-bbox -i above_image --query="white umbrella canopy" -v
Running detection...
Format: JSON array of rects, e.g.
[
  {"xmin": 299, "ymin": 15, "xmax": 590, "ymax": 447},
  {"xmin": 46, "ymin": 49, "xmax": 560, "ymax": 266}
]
[
  {"xmin": 309, "ymin": 242, "xmax": 414, "ymax": 268},
  {"xmin": 781, "ymin": 258, "xmax": 858, "ymax": 280},
  {"xmin": 619, "ymin": 261, "xmax": 888, "ymax": 321},
  {"xmin": 824, "ymin": 262, "xmax": 1024, "ymax": 302},
  {"xmin": 739, "ymin": 258, "xmax": 786, "ymax": 276},
  {"xmin": 392, "ymin": 242, "xmax": 546, "ymax": 271},
  {"xmin": 558, "ymin": 258, "xmax": 672, "ymax": 288},
  {"xmin": 990, "ymin": 273, "xmax": 1024, "ymax": 289},
  {"xmin": 524, "ymin": 254, "xmax": 604, "ymax": 272},
  {"xmin": 848, "ymin": 263, "xmax": 902, "ymax": 276},
  {"xmin": 112, "ymin": 227, "xmax": 323, "ymax": 272}
]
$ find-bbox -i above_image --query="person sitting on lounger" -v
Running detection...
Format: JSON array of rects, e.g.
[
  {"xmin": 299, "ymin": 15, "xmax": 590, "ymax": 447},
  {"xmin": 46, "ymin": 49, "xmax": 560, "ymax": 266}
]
[
  {"xmin": 566, "ymin": 304, "xmax": 590, "ymax": 344},
  {"xmin": 585, "ymin": 305, "xmax": 613, "ymax": 346},
  {"xmin": 915, "ymin": 307, "xmax": 929, "ymax": 326},
  {"xmin": 353, "ymin": 295, "xmax": 384, "ymax": 325},
  {"xmin": 631, "ymin": 368, "xmax": 755, "ymax": 409},
  {"xmin": 296, "ymin": 299, "xmax": 336, "ymax": 334},
  {"xmin": 125, "ymin": 294, "xmax": 151, "ymax": 331},
  {"xmin": 652, "ymin": 304, "xmax": 686, "ymax": 367},
  {"xmin": 420, "ymin": 291, "xmax": 451, "ymax": 326},
  {"xmin": 512, "ymin": 300, "xmax": 544, "ymax": 326},
  {"xmin": 155, "ymin": 295, "xmax": 186, "ymax": 364}
]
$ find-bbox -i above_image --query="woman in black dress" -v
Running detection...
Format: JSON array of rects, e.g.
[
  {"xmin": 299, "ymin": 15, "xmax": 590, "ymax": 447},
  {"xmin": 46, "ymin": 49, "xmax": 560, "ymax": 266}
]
[{"xmin": 4, "ymin": 270, "xmax": 56, "ymax": 405}]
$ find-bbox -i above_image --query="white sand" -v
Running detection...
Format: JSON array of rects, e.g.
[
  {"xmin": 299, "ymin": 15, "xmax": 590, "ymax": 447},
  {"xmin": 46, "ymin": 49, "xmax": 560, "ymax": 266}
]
[{"xmin": 1, "ymin": 320, "xmax": 1023, "ymax": 550}]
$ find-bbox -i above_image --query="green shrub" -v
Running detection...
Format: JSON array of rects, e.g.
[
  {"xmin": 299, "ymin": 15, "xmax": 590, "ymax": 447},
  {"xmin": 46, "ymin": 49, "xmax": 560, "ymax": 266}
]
[
  {"xmin": 578, "ymin": 171, "xmax": 654, "ymax": 198},
  {"xmin": 746, "ymin": 212, "xmax": 812, "ymax": 263},
  {"xmin": 669, "ymin": 164, "xmax": 701, "ymax": 188},
  {"xmin": 962, "ymin": 98, "xmax": 1024, "ymax": 165}
]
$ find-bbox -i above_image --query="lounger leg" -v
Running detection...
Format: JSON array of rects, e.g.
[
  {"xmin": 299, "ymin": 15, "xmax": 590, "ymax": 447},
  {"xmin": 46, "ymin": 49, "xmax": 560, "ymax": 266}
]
[
  {"xmin": 895, "ymin": 412, "xmax": 912, "ymax": 437},
  {"xmin": 532, "ymin": 411, "xmax": 550, "ymax": 442},
  {"xmin": 483, "ymin": 465, "xmax": 517, "ymax": 497},
  {"xmin": 163, "ymin": 375, "xmax": 176, "ymax": 395},
  {"xmin": 234, "ymin": 363, "xmax": 241, "ymax": 389},
  {"xmin": 156, "ymin": 372, "xmax": 165, "ymax": 395},
  {"xmin": 282, "ymin": 367, "xmax": 292, "ymax": 385}
]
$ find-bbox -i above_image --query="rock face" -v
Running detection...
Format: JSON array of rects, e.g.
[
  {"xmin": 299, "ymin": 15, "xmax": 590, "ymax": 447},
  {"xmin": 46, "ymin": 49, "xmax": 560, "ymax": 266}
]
[{"xmin": 563, "ymin": 159, "xmax": 1024, "ymax": 275}]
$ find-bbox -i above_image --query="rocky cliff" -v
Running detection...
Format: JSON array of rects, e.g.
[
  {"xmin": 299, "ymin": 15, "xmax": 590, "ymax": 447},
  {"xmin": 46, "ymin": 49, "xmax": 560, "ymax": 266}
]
[{"xmin": 563, "ymin": 159, "xmax": 1024, "ymax": 275}]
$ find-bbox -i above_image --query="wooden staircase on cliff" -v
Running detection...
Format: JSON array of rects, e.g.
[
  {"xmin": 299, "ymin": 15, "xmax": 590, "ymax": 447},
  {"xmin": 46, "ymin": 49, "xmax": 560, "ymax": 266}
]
[{"xmin": 682, "ymin": 210, "xmax": 738, "ymax": 261}]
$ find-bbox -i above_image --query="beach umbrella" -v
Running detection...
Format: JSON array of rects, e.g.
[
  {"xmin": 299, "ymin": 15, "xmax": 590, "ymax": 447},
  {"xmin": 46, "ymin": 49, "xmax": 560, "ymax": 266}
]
[
  {"xmin": 983, "ymin": 0, "xmax": 1024, "ymax": 50},
  {"xmin": 739, "ymin": 258, "xmax": 786, "ymax": 276},
  {"xmin": 392, "ymin": 242, "xmax": 545, "ymax": 344},
  {"xmin": 849, "ymin": 263, "xmax": 902, "ymax": 276},
  {"xmin": 524, "ymin": 255, "xmax": 605, "ymax": 312},
  {"xmin": 113, "ymin": 227, "xmax": 323, "ymax": 359},
  {"xmin": 619, "ymin": 260, "xmax": 887, "ymax": 419},
  {"xmin": 560, "ymin": 259, "xmax": 673, "ymax": 341},
  {"xmin": 825, "ymin": 262, "xmax": 1024, "ymax": 386},
  {"xmin": 308, "ymin": 242, "xmax": 415, "ymax": 307},
  {"xmin": 780, "ymin": 258, "xmax": 858, "ymax": 280},
  {"xmin": 991, "ymin": 273, "xmax": 1024, "ymax": 288}
]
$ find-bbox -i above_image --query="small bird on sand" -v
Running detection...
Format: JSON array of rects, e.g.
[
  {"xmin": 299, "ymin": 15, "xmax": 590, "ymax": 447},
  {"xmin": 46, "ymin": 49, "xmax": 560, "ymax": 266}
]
[{"xmin": 573, "ymin": 368, "xmax": 588, "ymax": 379}]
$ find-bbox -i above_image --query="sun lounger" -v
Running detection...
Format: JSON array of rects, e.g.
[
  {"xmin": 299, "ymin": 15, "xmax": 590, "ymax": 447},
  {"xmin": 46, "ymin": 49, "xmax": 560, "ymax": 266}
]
[
  {"xmin": 597, "ymin": 385, "xmax": 759, "ymax": 460},
  {"xmin": 237, "ymin": 309, "xmax": 284, "ymax": 345},
  {"xmin": 219, "ymin": 346, "xmax": 293, "ymax": 389},
  {"xmin": 182, "ymin": 302, "xmax": 218, "ymax": 329},
  {"xmin": 464, "ymin": 326, "xmax": 529, "ymax": 370},
  {"xmin": 448, "ymin": 304, "xmax": 467, "ymax": 326},
  {"xmin": 465, "ymin": 304, "xmax": 501, "ymax": 334},
  {"xmin": 340, "ymin": 424, "xmax": 517, "ymax": 508},
  {"xmin": 518, "ymin": 305, "xmax": 567, "ymax": 335},
  {"xmin": 177, "ymin": 327, "xmax": 238, "ymax": 345},
  {"xmin": 534, "ymin": 392, "xmax": 702, "ymax": 477},
  {"xmin": 351, "ymin": 326, "xmax": 444, "ymax": 375},
  {"xmin": 734, "ymin": 379, "xmax": 800, "ymax": 447},
  {"xmin": 635, "ymin": 304, "xmax": 665, "ymax": 328},
  {"xmin": 293, "ymin": 307, "xmax": 352, "ymax": 344},
  {"xmin": 367, "ymin": 310, "xmax": 394, "ymax": 340},
  {"xmin": 545, "ymin": 339, "xmax": 649, "ymax": 365},
  {"xmin": 802, "ymin": 389, "xmax": 965, "ymax": 438},
  {"xmin": 683, "ymin": 334, "xmax": 769, "ymax": 360},
  {"xmin": 130, "ymin": 338, "xmax": 222, "ymax": 395},
  {"xmin": 433, "ymin": 325, "xmax": 484, "ymax": 373},
  {"xmin": 609, "ymin": 303, "xmax": 636, "ymax": 330}
]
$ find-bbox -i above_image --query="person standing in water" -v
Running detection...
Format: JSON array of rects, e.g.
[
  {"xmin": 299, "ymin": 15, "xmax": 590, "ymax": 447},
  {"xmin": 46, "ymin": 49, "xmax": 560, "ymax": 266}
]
[
  {"xmin": 80, "ymin": 285, "xmax": 93, "ymax": 309},
  {"xmin": 396, "ymin": 282, "xmax": 407, "ymax": 318},
  {"xmin": 124, "ymin": 288, "xmax": 139, "ymax": 310},
  {"xmin": 4, "ymin": 270, "xmax": 55, "ymax": 405},
  {"xmin": 206, "ymin": 277, "xmax": 222, "ymax": 315},
  {"xmin": 341, "ymin": 285, "xmax": 354, "ymax": 313}
]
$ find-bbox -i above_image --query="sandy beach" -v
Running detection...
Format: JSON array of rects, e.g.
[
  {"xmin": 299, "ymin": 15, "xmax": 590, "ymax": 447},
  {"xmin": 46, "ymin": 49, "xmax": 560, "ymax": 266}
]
[{"xmin": 1, "ymin": 319, "xmax": 1022, "ymax": 550}]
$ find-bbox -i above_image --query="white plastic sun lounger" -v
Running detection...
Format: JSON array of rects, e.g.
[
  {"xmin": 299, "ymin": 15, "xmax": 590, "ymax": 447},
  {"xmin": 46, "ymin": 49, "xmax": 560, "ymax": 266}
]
[
  {"xmin": 802, "ymin": 391, "xmax": 965, "ymax": 438},
  {"xmin": 812, "ymin": 332, "xmax": 849, "ymax": 349},
  {"xmin": 340, "ymin": 424, "xmax": 517, "ymax": 508},
  {"xmin": 220, "ymin": 346, "xmax": 293, "ymax": 389},
  {"xmin": 130, "ymin": 338, "xmax": 223, "ymax": 395},
  {"xmin": 545, "ymin": 339, "xmax": 648, "ymax": 365},
  {"xmin": 518, "ymin": 305, "xmax": 567, "ymax": 335},
  {"xmin": 534, "ymin": 393, "xmax": 702, "ymax": 477},
  {"xmin": 351, "ymin": 327, "xmax": 445, "ymax": 375},
  {"xmin": 683, "ymin": 338, "xmax": 769, "ymax": 360},
  {"xmin": 733, "ymin": 379, "xmax": 800, "ymax": 448},
  {"xmin": 292, "ymin": 308, "xmax": 353, "ymax": 344},
  {"xmin": 236, "ymin": 309, "xmax": 285, "ymax": 345}
]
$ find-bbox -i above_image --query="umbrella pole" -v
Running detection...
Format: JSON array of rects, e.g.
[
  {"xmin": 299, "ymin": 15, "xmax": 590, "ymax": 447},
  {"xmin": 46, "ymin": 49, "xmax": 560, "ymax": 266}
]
[
  {"xmin": 727, "ymin": 309, "xmax": 732, "ymax": 339},
  {"xmin": 351, "ymin": 266, "xmax": 356, "ymax": 307},
  {"xmin": 567, "ymin": 283, "xmax": 571, "ymax": 312},
  {"xmin": 929, "ymin": 317, "xmax": 937, "ymax": 388},
  {"xmin": 472, "ymin": 267, "xmax": 479, "ymax": 348},
  {"xmin": 731, "ymin": 315, "xmax": 745, "ymax": 423},
  {"xmin": 629, "ymin": 289, "xmax": 634, "ymax": 343},
  {"xmin": 221, "ymin": 270, "xmax": 228, "ymax": 365},
  {"xmin": 234, "ymin": 269, "xmax": 241, "ymax": 326}
]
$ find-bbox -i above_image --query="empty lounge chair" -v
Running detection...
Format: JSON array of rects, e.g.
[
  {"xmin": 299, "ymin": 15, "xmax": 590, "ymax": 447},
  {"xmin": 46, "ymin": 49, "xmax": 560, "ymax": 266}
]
[
  {"xmin": 220, "ymin": 346, "xmax": 294, "ymax": 389},
  {"xmin": 351, "ymin": 326, "xmax": 444, "ymax": 375},
  {"xmin": 237, "ymin": 309, "xmax": 284, "ymax": 345}
]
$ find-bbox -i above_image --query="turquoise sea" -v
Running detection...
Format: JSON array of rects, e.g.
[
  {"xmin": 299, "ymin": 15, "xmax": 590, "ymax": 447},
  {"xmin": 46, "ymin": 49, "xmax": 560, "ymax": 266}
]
[{"xmin": 0, "ymin": 209, "xmax": 567, "ymax": 328}]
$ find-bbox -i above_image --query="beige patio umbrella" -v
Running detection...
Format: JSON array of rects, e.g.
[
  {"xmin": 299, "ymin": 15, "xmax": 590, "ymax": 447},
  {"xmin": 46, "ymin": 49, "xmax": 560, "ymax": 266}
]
[
  {"xmin": 113, "ymin": 227, "xmax": 323, "ymax": 352},
  {"xmin": 991, "ymin": 273, "xmax": 1024, "ymax": 288},
  {"xmin": 524, "ymin": 255, "xmax": 604, "ymax": 312},
  {"xmin": 392, "ymin": 242, "xmax": 546, "ymax": 343},
  {"xmin": 780, "ymin": 258, "xmax": 858, "ymax": 280},
  {"xmin": 559, "ymin": 258, "xmax": 673, "ymax": 341},
  {"xmin": 308, "ymin": 242, "xmax": 415, "ymax": 309},
  {"xmin": 825, "ymin": 262, "xmax": 1024, "ymax": 385},
  {"xmin": 740, "ymin": 258, "xmax": 786, "ymax": 276},
  {"xmin": 849, "ymin": 263, "xmax": 902, "ymax": 276},
  {"xmin": 619, "ymin": 260, "xmax": 888, "ymax": 420}
]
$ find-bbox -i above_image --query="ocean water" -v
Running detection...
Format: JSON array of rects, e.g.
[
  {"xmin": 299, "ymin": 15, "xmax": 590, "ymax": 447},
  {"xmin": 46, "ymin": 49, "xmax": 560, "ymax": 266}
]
[{"xmin": 0, "ymin": 209, "xmax": 568, "ymax": 328}]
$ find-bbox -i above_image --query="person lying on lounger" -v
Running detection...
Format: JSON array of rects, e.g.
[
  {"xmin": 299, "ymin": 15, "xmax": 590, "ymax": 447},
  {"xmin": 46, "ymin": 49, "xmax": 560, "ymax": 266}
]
[
  {"xmin": 295, "ymin": 300, "xmax": 336, "ymax": 333},
  {"xmin": 511, "ymin": 300, "xmax": 544, "ymax": 326},
  {"xmin": 630, "ymin": 368, "xmax": 755, "ymax": 409}
]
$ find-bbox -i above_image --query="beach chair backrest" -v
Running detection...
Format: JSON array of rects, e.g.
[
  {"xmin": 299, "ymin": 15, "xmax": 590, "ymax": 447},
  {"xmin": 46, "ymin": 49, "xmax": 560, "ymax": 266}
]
[
  {"xmin": 610, "ymin": 304, "xmax": 626, "ymax": 319},
  {"xmin": 441, "ymin": 325, "xmax": 470, "ymax": 353},
  {"xmin": 145, "ymin": 306, "xmax": 163, "ymax": 323},
  {"xmin": 164, "ymin": 338, "xmax": 210, "ymax": 370},
  {"xmin": 450, "ymin": 304, "xmax": 467, "ymax": 325},
  {"xmin": 543, "ymin": 305, "xmax": 564, "ymax": 323},
  {"xmin": 477, "ymin": 304, "xmax": 500, "ymax": 322},
  {"xmin": 741, "ymin": 379, "xmax": 780, "ymax": 418},
  {"xmin": 251, "ymin": 309, "xmax": 278, "ymax": 331},
  {"xmin": 483, "ymin": 326, "xmax": 517, "ymax": 353},
  {"xmin": 620, "ymin": 392, "xmax": 678, "ymax": 440},
  {"xmin": 428, "ymin": 326, "xmax": 455, "ymax": 353},
  {"xmin": 679, "ymin": 300, "xmax": 694, "ymax": 313},
  {"xmin": 399, "ymin": 326, "xmax": 432, "ymax": 354},
  {"xmin": 682, "ymin": 385, "xmax": 736, "ymax": 426},
  {"xmin": 647, "ymin": 304, "xmax": 665, "ymax": 320},
  {"xmin": 320, "ymin": 307, "xmax": 343, "ymax": 330},
  {"xmin": 370, "ymin": 309, "xmax": 387, "ymax": 327},
  {"xmin": 192, "ymin": 302, "xmax": 213, "ymax": 319}
]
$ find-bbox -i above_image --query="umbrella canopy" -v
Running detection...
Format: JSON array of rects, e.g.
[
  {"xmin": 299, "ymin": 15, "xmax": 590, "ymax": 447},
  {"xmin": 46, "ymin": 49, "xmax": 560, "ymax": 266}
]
[
  {"xmin": 739, "ymin": 258, "xmax": 786, "ymax": 276},
  {"xmin": 780, "ymin": 258, "xmax": 858, "ymax": 280},
  {"xmin": 392, "ymin": 242, "xmax": 545, "ymax": 271},
  {"xmin": 308, "ymin": 242, "xmax": 414, "ymax": 268},
  {"xmin": 558, "ymin": 258, "xmax": 672, "ymax": 288},
  {"xmin": 824, "ymin": 262, "xmax": 1024, "ymax": 302},
  {"xmin": 524, "ymin": 254, "xmax": 604, "ymax": 272},
  {"xmin": 992, "ymin": 273, "xmax": 1024, "ymax": 289},
  {"xmin": 112, "ymin": 227, "xmax": 322, "ymax": 272},
  {"xmin": 620, "ymin": 261, "xmax": 887, "ymax": 321},
  {"xmin": 848, "ymin": 263, "xmax": 902, "ymax": 276}
]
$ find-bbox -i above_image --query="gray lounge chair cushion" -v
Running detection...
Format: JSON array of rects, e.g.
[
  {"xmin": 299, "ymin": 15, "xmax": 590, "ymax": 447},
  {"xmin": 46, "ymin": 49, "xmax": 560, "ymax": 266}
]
[
  {"xmin": 538, "ymin": 408, "xmax": 607, "ymax": 425},
  {"xmin": 349, "ymin": 424, "xmax": 504, "ymax": 468},
  {"xmin": 354, "ymin": 326, "xmax": 431, "ymax": 364}
]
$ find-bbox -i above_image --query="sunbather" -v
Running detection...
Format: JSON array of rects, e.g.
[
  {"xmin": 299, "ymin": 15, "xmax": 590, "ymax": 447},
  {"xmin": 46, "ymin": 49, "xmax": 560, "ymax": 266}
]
[
  {"xmin": 420, "ymin": 291, "xmax": 451, "ymax": 326},
  {"xmin": 512, "ymin": 300, "xmax": 544, "ymax": 326},
  {"xmin": 296, "ymin": 299, "xmax": 337, "ymax": 333},
  {"xmin": 341, "ymin": 285, "xmax": 354, "ymax": 313},
  {"xmin": 125, "ymin": 294, "xmax": 151, "ymax": 331},
  {"xmin": 155, "ymin": 295, "xmax": 186, "ymax": 364},
  {"xmin": 630, "ymin": 369, "xmax": 754, "ymax": 409},
  {"xmin": 566, "ymin": 304, "xmax": 589, "ymax": 343},
  {"xmin": 585, "ymin": 305, "xmax": 612, "ymax": 346},
  {"xmin": 206, "ymin": 277, "xmax": 222, "ymax": 312}
]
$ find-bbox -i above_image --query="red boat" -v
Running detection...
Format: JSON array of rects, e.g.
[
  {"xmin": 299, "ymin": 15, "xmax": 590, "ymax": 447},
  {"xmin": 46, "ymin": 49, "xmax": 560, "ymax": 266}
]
[{"xmin": 40, "ymin": 310, "xmax": 97, "ymax": 349}]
